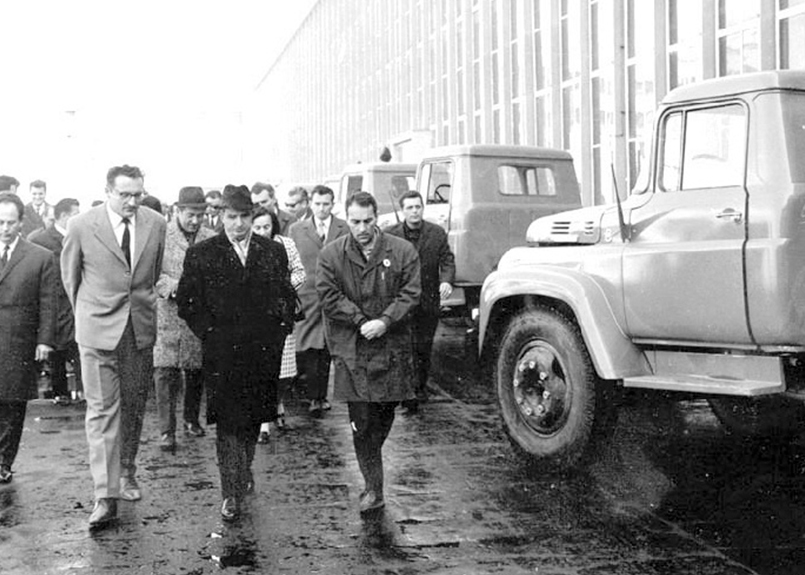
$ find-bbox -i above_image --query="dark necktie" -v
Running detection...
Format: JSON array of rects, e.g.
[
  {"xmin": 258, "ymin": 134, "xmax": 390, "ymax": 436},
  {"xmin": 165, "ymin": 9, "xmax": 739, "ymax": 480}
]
[
  {"xmin": 121, "ymin": 218, "xmax": 131, "ymax": 268},
  {"xmin": 0, "ymin": 244, "xmax": 8, "ymax": 271}
]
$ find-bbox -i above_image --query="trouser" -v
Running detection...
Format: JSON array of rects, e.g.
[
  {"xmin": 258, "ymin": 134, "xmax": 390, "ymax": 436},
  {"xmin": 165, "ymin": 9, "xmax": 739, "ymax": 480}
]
[
  {"xmin": 154, "ymin": 367, "xmax": 203, "ymax": 435},
  {"xmin": 411, "ymin": 315, "xmax": 440, "ymax": 397},
  {"xmin": 0, "ymin": 401, "xmax": 27, "ymax": 469},
  {"xmin": 297, "ymin": 348, "xmax": 331, "ymax": 401},
  {"xmin": 50, "ymin": 342, "xmax": 82, "ymax": 397},
  {"xmin": 348, "ymin": 401, "xmax": 397, "ymax": 495},
  {"xmin": 80, "ymin": 321, "xmax": 153, "ymax": 499},
  {"xmin": 216, "ymin": 419, "xmax": 260, "ymax": 499}
]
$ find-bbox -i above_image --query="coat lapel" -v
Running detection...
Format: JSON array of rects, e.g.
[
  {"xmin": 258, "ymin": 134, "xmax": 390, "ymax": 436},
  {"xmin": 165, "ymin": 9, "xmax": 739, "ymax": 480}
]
[
  {"xmin": 90, "ymin": 207, "xmax": 129, "ymax": 267},
  {"xmin": 0, "ymin": 239, "xmax": 29, "ymax": 285},
  {"xmin": 132, "ymin": 211, "xmax": 156, "ymax": 270}
]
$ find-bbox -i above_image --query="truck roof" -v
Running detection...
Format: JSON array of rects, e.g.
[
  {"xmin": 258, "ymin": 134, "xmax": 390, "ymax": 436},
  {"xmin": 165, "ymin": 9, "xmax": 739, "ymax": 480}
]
[
  {"xmin": 663, "ymin": 70, "xmax": 805, "ymax": 104},
  {"xmin": 422, "ymin": 144, "xmax": 574, "ymax": 161},
  {"xmin": 341, "ymin": 162, "xmax": 418, "ymax": 174}
]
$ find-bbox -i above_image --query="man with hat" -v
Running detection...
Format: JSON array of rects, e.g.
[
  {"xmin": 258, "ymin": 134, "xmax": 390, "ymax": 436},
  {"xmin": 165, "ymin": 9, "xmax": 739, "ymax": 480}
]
[
  {"xmin": 177, "ymin": 184, "xmax": 294, "ymax": 521},
  {"xmin": 153, "ymin": 187, "xmax": 214, "ymax": 450}
]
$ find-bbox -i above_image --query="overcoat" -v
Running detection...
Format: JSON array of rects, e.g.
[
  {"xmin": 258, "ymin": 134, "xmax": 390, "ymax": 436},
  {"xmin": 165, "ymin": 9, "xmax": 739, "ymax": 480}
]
[
  {"xmin": 317, "ymin": 230, "xmax": 421, "ymax": 402},
  {"xmin": 177, "ymin": 233, "xmax": 293, "ymax": 428},
  {"xmin": 21, "ymin": 202, "xmax": 49, "ymax": 239},
  {"xmin": 289, "ymin": 216, "xmax": 350, "ymax": 351},
  {"xmin": 0, "ymin": 239, "xmax": 57, "ymax": 401},
  {"xmin": 153, "ymin": 219, "xmax": 214, "ymax": 368},
  {"xmin": 386, "ymin": 220, "xmax": 456, "ymax": 317},
  {"xmin": 28, "ymin": 226, "xmax": 74, "ymax": 349}
]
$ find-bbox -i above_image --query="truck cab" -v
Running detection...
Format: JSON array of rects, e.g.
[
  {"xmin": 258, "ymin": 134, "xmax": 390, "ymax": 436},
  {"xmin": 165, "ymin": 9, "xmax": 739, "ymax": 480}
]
[
  {"xmin": 334, "ymin": 162, "xmax": 417, "ymax": 219},
  {"xmin": 480, "ymin": 71, "xmax": 805, "ymax": 470}
]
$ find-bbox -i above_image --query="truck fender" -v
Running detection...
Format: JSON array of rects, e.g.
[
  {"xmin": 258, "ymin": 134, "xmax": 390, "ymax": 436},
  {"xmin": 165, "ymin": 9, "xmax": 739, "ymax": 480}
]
[{"xmin": 479, "ymin": 266, "xmax": 651, "ymax": 380}]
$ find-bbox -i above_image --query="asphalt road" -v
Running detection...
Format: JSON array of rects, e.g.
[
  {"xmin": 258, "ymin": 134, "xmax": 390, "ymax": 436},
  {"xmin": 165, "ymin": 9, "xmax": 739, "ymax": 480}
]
[{"xmin": 1, "ymin": 320, "xmax": 803, "ymax": 574}]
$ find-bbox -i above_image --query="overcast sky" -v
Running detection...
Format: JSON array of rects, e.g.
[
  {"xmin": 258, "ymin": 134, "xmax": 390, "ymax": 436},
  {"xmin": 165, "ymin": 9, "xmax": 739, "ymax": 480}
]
[{"xmin": 0, "ymin": 0, "xmax": 317, "ymax": 205}]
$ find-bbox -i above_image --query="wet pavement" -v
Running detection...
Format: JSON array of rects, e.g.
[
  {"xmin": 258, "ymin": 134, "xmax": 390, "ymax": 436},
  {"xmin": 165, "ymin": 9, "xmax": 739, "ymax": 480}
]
[{"xmin": 2, "ymin": 320, "xmax": 805, "ymax": 574}]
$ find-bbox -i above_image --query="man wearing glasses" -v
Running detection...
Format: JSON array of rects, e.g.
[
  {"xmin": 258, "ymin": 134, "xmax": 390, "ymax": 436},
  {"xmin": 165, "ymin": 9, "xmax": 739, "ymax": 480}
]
[
  {"xmin": 62, "ymin": 165, "xmax": 167, "ymax": 530},
  {"xmin": 285, "ymin": 186, "xmax": 314, "ymax": 222}
]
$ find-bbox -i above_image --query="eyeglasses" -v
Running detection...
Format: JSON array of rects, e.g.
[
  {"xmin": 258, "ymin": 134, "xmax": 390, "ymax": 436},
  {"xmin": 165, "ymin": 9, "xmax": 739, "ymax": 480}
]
[
  {"xmin": 285, "ymin": 200, "xmax": 302, "ymax": 209},
  {"xmin": 112, "ymin": 190, "xmax": 144, "ymax": 201}
]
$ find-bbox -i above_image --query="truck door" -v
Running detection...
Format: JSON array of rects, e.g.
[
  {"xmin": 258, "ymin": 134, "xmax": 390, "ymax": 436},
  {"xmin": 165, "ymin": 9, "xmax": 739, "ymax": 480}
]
[
  {"xmin": 418, "ymin": 160, "xmax": 453, "ymax": 230},
  {"xmin": 622, "ymin": 102, "xmax": 751, "ymax": 344}
]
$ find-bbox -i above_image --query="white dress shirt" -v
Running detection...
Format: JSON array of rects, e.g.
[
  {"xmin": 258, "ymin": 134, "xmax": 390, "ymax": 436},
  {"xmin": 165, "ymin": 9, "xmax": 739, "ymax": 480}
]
[{"xmin": 106, "ymin": 203, "xmax": 136, "ymax": 264}]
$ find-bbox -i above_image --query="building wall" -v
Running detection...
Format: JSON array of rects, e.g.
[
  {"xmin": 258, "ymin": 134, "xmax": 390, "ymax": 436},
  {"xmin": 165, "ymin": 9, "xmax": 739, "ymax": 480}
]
[{"xmin": 257, "ymin": 0, "xmax": 805, "ymax": 206}]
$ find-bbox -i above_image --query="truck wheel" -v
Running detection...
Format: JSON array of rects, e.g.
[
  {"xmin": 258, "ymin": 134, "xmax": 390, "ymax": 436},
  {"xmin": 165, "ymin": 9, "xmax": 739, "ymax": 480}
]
[
  {"xmin": 496, "ymin": 307, "xmax": 611, "ymax": 471},
  {"xmin": 708, "ymin": 396, "xmax": 805, "ymax": 440}
]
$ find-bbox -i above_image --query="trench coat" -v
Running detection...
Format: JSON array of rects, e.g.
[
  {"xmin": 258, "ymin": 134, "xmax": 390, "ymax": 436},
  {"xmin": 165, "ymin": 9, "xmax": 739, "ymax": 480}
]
[
  {"xmin": 153, "ymin": 219, "xmax": 214, "ymax": 369},
  {"xmin": 176, "ymin": 233, "xmax": 292, "ymax": 429},
  {"xmin": 316, "ymin": 230, "xmax": 421, "ymax": 402},
  {"xmin": 289, "ymin": 216, "xmax": 350, "ymax": 351},
  {"xmin": 28, "ymin": 226, "xmax": 74, "ymax": 349},
  {"xmin": 0, "ymin": 239, "xmax": 57, "ymax": 401}
]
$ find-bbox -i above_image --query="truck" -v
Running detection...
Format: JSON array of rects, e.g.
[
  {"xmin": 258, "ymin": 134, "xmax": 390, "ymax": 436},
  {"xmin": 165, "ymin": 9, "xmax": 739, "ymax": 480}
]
[
  {"xmin": 478, "ymin": 71, "xmax": 805, "ymax": 471},
  {"xmin": 334, "ymin": 162, "xmax": 418, "ymax": 219}
]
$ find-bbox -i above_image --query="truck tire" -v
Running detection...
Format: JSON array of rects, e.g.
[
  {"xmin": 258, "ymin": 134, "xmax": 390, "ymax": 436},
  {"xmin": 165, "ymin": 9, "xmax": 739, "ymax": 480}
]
[
  {"xmin": 708, "ymin": 396, "xmax": 805, "ymax": 441},
  {"xmin": 496, "ymin": 306, "xmax": 611, "ymax": 471}
]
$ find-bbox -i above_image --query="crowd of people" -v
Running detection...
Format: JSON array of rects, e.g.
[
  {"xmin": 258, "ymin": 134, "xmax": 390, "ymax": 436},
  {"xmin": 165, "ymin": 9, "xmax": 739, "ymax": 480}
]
[{"xmin": 0, "ymin": 164, "xmax": 455, "ymax": 529}]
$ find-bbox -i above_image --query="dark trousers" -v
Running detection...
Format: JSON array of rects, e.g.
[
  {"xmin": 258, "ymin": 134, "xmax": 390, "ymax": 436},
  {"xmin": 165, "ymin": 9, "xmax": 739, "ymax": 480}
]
[
  {"xmin": 411, "ymin": 315, "xmax": 440, "ymax": 396},
  {"xmin": 348, "ymin": 401, "xmax": 397, "ymax": 495},
  {"xmin": 215, "ymin": 419, "xmax": 260, "ymax": 499},
  {"xmin": 154, "ymin": 367, "xmax": 204, "ymax": 435},
  {"xmin": 0, "ymin": 401, "xmax": 27, "ymax": 469},
  {"xmin": 297, "ymin": 348, "xmax": 331, "ymax": 401},
  {"xmin": 50, "ymin": 342, "xmax": 82, "ymax": 397}
]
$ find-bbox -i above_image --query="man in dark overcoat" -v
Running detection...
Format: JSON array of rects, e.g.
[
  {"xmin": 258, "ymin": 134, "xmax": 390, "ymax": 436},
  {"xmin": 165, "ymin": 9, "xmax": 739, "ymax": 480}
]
[
  {"xmin": 289, "ymin": 185, "xmax": 349, "ymax": 416},
  {"xmin": 317, "ymin": 191, "xmax": 421, "ymax": 514},
  {"xmin": 29, "ymin": 198, "xmax": 82, "ymax": 403},
  {"xmin": 387, "ymin": 191, "xmax": 455, "ymax": 414},
  {"xmin": 0, "ymin": 192, "xmax": 57, "ymax": 483},
  {"xmin": 177, "ymin": 185, "xmax": 293, "ymax": 521}
]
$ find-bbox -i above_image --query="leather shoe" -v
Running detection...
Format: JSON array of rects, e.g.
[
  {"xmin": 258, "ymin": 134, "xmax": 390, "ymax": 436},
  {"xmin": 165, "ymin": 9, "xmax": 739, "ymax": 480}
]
[
  {"xmin": 320, "ymin": 399, "xmax": 332, "ymax": 411},
  {"xmin": 159, "ymin": 433, "xmax": 176, "ymax": 450},
  {"xmin": 359, "ymin": 490, "xmax": 385, "ymax": 515},
  {"xmin": 257, "ymin": 430, "xmax": 270, "ymax": 444},
  {"xmin": 119, "ymin": 476, "xmax": 142, "ymax": 501},
  {"xmin": 221, "ymin": 497, "xmax": 238, "ymax": 521},
  {"xmin": 402, "ymin": 400, "xmax": 420, "ymax": 415},
  {"xmin": 184, "ymin": 422, "xmax": 205, "ymax": 437},
  {"xmin": 88, "ymin": 498, "xmax": 117, "ymax": 530},
  {"xmin": 0, "ymin": 465, "xmax": 12, "ymax": 484},
  {"xmin": 308, "ymin": 399, "xmax": 322, "ymax": 418}
]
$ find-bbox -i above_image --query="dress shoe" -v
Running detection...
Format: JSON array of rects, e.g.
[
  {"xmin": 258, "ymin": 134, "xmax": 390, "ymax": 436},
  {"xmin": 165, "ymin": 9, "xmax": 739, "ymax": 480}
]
[
  {"xmin": 358, "ymin": 490, "xmax": 385, "ymax": 515},
  {"xmin": 119, "ymin": 476, "xmax": 142, "ymax": 501},
  {"xmin": 320, "ymin": 399, "xmax": 332, "ymax": 411},
  {"xmin": 221, "ymin": 497, "xmax": 238, "ymax": 521},
  {"xmin": 184, "ymin": 422, "xmax": 205, "ymax": 437},
  {"xmin": 0, "ymin": 465, "xmax": 12, "ymax": 484},
  {"xmin": 159, "ymin": 433, "xmax": 176, "ymax": 450},
  {"xmin": 88, "ymin": 498, "xmax": 117, "ymax": 530},
  {"xmin": 308, "ymin": 399, "xmax": 322, "ymax": 418},
  {"xmin": 402, "ymin": 399, "xmax": 420, "ymax": 415},
  {"xmin": 257, "ymin": 430, "xmax": 270, "ymax": 444}
]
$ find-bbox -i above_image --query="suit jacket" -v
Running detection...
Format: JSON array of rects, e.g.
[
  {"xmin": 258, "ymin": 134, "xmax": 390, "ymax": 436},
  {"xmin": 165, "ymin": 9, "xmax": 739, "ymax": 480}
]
[
  {"xmin": 0, "ymin": 239, "xmax": 57, "ymax": 401},
  {"xmin": 21, "ymin": 202, "xmax": 50, "ymax": 238},
  {"xmin": 317, "ymin": 230, "xmax": 421, "ymax": 402},
  {"xmin": 61, "ymin": 204, "xmax": 167, "ymax": 351},
  {"xmin": 153, "ymin": 219, "xmax": 214, "ymax": 369},
  {"xmin": 289, "ymin": 216, "xmax": 350, "ymax": 350},
  {"xmin": 176, "ymin": 233, "xmax": 292, "ymax": 427},
  {"xmin": 28, "ymin": 226, "xmax": 75, "ymax": 348},
  {"xmin": 387, "ymin": 220, "xmax": 456, "ymax": 316},
  {"xmin": 204, "ymin": 214, "xmax": 224, "ymax": 233},
  {"xmin": 276, "ymin": 209, "xmax": 297, "ymax": 236}
]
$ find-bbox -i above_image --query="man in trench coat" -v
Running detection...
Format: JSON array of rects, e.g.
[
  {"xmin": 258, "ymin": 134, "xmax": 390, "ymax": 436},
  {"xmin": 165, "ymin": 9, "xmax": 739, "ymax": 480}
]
[
  {"xmin": 0, "ymin": 192, "xmax": 57, "ymax": 484},
  {"xmin": 177, "ymin": 185, "xmax": 293, "ymax": 521},
  {"xmin": 317, "ymin": 191, "xmax": 421, "ymax": 514}
]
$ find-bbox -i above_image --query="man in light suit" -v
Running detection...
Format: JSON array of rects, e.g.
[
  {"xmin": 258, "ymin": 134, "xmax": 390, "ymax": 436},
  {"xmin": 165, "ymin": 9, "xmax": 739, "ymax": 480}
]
[
  {"xmin": 0, "ymin": 192, "xmax": 57, "ymax": 484},
  {"xmin": 289, "ymin": 185, "xmax": 349, "ymax": 417},
  {"xmin": 61, "ymin": 164, "xmax": 167, "ymax": 530}
]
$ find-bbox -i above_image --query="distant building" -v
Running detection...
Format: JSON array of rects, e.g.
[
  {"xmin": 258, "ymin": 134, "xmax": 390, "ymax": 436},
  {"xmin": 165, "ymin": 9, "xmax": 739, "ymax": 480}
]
[{"xmin": 258, "ymin": 0, "xmax": 805, "ymax": 206}]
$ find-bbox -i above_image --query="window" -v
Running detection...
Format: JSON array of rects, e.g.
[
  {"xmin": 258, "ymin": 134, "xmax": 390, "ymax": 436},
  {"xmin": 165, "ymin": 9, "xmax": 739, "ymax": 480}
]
[
  {"xmin": 498, "ymin": 165, "xmax": 558, "ymax": 196},
  {"xmin": 419, "ymin": 161, "xmax": 454, "ymax": 204}
]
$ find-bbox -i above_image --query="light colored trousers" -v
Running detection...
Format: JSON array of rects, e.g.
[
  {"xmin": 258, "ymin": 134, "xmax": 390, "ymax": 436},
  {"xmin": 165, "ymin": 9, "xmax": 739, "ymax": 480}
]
[{"xmin": 79, "ymin": 321, "xmax": 153, "ymax": 500}]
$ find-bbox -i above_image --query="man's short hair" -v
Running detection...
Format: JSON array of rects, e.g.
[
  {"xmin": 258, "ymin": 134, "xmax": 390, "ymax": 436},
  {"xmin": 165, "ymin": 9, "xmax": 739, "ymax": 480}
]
[
  {"xmin": 30, "ymin": 179, "xmax": 47, "ymax": 190},
  {"xmin": 250, "ymin": 182, "xmax": 275, "ymax": 197},
  {"xmin": 141, "ymin": 195, "xmax": 163, "ymax": 213},
  {"xmin": 345, "ymin": 191, "xmax": 377, "ymax": 216},
  {"xmin": 311, "ymin": 185, "xmax": 334, "ymax": 202},
  {"xmin": 106, "ymin": 165, "xmax": 144, "ymax": 187},
  {"xmin": 0, "ymin": 192, "xmax": 25, "ymax": 219},
  {"xmin": 0, "ymin": 175, "xmax": 20, "ymax": 192},
  {"xmin": 54, "ymin": 198, "xmax": 80, "ymax": 219},
  {"xmin": 205, "ymin": 189, "xmax": 222, "ymax": 200},
  {"xmin": 398, "ymin": 190, "xmax": 423, "ymax": 208},
  {"xmin": 287, "ymin": 186, "xmax": 309, "ymax": 201}
]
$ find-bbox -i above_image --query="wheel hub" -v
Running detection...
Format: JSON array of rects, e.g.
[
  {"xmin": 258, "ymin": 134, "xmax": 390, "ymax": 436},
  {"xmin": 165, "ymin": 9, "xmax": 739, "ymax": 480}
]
[{"xmin": 512, "ymin": 343, "xmax": 569, "ymax": 435}]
